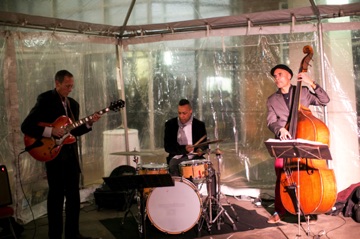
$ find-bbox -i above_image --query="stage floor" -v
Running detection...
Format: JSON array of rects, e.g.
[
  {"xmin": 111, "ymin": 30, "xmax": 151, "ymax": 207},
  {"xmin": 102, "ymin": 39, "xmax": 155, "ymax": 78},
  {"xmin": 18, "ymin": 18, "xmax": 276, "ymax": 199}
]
[{"xmin": 19, "ymin": 192, "xmax": 358, "ymax": 239}]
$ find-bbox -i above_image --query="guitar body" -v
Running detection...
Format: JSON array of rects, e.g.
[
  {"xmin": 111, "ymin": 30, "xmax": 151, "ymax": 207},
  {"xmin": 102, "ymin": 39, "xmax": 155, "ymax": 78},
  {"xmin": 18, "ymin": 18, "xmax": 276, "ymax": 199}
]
[
  {"xmin": 24, "ymin": 116, "xmax": 77, "ymax": 162},
  {"xmin": 24, "ymin": 136, "xmax": 60, "ymax": 162}
]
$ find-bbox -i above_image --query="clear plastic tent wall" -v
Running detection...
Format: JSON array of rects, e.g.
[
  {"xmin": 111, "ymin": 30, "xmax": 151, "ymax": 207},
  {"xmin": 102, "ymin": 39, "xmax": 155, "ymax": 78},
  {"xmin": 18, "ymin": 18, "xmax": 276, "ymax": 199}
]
[{"xmin": 1, "ymin": 18, "xmax": 360, "ymax": 222}]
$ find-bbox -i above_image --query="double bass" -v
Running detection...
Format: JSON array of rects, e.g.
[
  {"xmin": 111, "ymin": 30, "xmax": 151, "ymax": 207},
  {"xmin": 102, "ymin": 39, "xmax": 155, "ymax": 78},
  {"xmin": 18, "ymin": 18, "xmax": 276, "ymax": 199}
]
[{"xmin": 279, "ymin": 45, "xmax": 337, "ymax": 216}]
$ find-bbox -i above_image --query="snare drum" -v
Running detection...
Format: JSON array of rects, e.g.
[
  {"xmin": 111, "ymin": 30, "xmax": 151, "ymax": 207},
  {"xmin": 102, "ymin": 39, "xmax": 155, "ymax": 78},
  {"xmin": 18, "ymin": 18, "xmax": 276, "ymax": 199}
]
[
  {"xmin": 179, "ymin": 159, "xmax": 212, "ymax": 183},
  {"xmin": 138, "ymin": 163, "xmax": 169, "ymax": 194},
  {"xmin": 146, "ymin": 177, "xmax": 202, "ymax": 234},
  {"xmin": 139, "ymin": 163, "xmax": 169, "ymax": 175}
]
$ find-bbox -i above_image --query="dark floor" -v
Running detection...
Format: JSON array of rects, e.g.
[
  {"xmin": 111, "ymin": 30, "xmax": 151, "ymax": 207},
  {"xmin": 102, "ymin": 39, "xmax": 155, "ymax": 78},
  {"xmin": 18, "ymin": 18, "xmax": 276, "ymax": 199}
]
[{"xmin": 14, "ymin": 186, "xmax": 359, "ymax": 239}]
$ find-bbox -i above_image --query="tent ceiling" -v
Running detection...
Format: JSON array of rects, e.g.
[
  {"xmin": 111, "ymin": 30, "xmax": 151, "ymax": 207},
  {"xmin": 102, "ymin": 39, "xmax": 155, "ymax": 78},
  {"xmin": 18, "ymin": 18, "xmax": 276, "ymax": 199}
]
[{"xmin": 0, "ymin": 1, "xmax": 359, "ymax": 41}]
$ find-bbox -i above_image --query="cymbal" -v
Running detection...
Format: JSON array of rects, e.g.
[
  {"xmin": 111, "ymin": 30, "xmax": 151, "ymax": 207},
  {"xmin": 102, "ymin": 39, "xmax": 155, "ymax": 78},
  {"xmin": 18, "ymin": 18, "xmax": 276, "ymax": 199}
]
[
  {"xmin": 192, "ymin": 139, "xmax": 223, "ymax": 148},
  {"xmin": 110, "ymin": 150, "xmax": 157, "ymax": 156}
]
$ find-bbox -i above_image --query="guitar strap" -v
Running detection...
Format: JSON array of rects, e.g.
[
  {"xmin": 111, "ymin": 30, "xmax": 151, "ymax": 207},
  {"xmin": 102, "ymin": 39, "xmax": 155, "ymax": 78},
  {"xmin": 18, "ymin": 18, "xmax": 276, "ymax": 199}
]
[
  {"xmin": 57, "ymin": 90, "xmax": 74, "ymax": 121},
  {"xmin": 65, "ymin": 98, "xmax": 76, "ymax": 122}
]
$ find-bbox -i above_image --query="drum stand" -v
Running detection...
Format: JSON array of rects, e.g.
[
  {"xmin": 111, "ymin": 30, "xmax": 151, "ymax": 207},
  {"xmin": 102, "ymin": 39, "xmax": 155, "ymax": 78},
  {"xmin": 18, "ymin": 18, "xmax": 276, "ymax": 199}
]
[
  {"xmin": 103, "ymin": 174, "xmax": 174, "ymax": 239},
  {"xmin": 122, "ymin": 155, "xmax": 141, "ymax": 225},
  {"xmin": 199, "ymin": 149, "xmax": 238, "ymax": 235}
]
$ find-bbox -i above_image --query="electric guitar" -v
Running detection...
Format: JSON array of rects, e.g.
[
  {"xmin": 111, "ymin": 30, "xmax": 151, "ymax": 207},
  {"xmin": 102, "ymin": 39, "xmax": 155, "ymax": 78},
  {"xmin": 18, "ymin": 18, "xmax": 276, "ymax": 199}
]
[{"xmin": 24, "ymin": 99, "xmax": 125, "ymax": 162}]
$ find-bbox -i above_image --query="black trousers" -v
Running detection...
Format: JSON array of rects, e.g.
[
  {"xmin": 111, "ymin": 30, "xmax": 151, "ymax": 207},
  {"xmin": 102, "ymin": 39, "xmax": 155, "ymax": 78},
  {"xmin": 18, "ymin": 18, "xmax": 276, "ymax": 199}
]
[{"xmin": 46, "ymin": 145, "xmax": 80, "ymax": 239}]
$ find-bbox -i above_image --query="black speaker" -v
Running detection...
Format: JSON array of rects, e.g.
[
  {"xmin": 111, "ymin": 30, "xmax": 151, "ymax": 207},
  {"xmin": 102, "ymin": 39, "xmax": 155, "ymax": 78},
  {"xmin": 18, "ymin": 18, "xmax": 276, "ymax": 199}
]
[
  {"xmin": 94, "ymin": 165, "xmax": 136, "ymax": 211},
  {"xmin": 0, "ymin": 165, "xmax": 12, "ymax": 207}
]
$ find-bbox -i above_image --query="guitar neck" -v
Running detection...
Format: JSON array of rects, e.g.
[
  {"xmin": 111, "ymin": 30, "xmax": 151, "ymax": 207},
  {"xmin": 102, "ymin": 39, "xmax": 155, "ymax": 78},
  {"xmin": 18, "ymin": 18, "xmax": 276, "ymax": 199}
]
[{"xmin": 65, "ymin": 107, "xmax": 110, "ymax": 132}]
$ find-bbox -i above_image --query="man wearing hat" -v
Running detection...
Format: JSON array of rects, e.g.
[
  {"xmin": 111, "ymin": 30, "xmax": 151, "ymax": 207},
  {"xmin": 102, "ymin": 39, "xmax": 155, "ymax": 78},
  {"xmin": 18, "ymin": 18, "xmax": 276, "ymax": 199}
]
[{"xmin": 266, "ymin": 64, "xmax": 330, "ymax": 223}]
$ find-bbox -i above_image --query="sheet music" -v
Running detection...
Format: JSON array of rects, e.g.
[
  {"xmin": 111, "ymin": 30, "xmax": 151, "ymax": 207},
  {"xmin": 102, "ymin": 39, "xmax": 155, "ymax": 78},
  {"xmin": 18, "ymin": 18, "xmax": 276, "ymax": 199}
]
[
  {"xmin": 265, "ymin": 138, "xmax": 326, "ymax": 146},
  {"xmin": 264, "ymin": 138, "xmax": 332, "ymax": 159}
]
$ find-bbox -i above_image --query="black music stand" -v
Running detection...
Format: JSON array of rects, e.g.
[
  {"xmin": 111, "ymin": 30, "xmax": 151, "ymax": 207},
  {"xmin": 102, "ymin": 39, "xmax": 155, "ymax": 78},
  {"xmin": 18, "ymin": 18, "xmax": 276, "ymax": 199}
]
[
  {"xmin": 264, "ymin": 138, "xmax": 332, "ymax": 238},
  {"xmin": 103, "ymin": 174, "xmax": 174, "ymax": 239},
  {"xmin": 264, "ymin": 138, "xmax": 332, "ymax": 160}
]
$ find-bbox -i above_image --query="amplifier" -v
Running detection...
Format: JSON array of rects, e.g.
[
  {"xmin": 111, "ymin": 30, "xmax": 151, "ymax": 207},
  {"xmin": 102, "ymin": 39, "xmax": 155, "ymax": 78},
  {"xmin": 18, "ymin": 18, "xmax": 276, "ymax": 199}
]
[{"xmin": 0, "ymin": 165, "xmax": 12, "ymax": 206}]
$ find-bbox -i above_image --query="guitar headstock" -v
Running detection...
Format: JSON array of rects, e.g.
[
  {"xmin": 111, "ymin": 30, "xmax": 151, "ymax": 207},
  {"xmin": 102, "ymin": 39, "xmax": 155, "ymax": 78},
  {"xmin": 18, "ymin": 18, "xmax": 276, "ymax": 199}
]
[{"xmin": 109, "ymin": 99, "xmax": 125, "ymax": 112}]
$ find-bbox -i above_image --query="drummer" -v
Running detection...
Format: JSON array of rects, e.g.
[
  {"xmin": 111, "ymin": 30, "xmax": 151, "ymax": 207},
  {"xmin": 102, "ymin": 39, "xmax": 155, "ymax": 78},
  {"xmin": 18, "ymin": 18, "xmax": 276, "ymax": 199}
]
[{"xmin": 164, "ymin": 99, "xmax": 208, "ymax": 176}]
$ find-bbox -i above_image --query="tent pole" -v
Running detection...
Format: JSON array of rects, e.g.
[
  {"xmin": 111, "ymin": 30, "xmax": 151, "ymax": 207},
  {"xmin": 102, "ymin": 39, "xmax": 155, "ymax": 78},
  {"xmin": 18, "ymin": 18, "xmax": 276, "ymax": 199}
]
[{"xmin": 116, "ymin": 44, "xmax": 131, "ymax": 165}]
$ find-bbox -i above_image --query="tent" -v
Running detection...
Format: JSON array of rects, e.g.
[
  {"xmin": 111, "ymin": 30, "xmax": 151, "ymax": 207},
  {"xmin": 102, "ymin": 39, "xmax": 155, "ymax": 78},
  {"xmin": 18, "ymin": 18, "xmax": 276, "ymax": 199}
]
[{"xmin": 0, "ymin": 0, "xmax": 360, "ymax": 223}]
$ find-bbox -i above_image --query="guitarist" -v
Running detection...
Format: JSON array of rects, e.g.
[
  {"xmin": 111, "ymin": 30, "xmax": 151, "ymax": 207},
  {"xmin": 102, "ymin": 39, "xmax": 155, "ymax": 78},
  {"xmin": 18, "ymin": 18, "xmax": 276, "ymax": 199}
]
[{"xmin": 21, "ymin": 70, "xmax": 101, "ymax": 239}]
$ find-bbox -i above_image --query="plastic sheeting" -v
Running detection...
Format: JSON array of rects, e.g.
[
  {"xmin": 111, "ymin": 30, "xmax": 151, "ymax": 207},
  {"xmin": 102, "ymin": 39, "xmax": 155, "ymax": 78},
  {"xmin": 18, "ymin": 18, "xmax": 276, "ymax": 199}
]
[{"xmin": 1, "ymin": 18, "xmax": 360, "ymax": 223}]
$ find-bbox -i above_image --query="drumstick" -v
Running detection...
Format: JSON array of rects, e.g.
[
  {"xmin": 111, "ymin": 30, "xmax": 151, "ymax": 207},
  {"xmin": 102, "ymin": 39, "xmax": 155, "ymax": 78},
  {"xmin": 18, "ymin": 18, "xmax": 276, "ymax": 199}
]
[{"xmin": 193, "ymin": 135, "xmax": 207, "ymax": 147}]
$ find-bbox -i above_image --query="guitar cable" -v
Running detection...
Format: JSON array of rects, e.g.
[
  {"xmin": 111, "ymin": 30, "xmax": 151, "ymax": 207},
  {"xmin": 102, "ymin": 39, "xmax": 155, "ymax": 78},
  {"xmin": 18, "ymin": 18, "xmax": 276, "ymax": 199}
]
[
  {"xmin": 16, "ymin": 153, "xmax": 37, "ymax": 239},
  {"xmin": 23, "ymin": 139, "xmax": 44, "ymax": 152}
]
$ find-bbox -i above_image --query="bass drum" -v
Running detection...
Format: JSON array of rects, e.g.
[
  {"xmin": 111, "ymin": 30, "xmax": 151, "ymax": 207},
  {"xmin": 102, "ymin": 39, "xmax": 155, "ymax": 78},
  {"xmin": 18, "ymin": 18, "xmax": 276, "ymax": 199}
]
[{"xmin": 146, "ymin": 177, "xmax": 202, "ymax": 234}]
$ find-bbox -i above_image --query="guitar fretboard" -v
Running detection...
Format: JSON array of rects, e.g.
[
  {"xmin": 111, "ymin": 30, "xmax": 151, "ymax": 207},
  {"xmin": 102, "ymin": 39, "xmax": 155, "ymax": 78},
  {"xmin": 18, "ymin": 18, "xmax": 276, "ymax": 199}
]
[{"xmin": 64, "ymin": 108, "xmax": 110, "ymax": 132}]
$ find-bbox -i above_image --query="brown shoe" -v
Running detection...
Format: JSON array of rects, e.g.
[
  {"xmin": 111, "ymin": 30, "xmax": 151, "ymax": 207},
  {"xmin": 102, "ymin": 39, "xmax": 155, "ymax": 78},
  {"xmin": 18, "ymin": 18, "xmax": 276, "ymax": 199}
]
[{"xmin": 267, "ymin": 213, "xmax": 281, "ymax": 223}]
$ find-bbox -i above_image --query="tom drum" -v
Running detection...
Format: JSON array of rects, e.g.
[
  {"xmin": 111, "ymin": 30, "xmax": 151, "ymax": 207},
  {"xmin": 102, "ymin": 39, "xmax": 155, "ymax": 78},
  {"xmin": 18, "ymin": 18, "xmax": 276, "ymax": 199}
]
[{"xmin": 179, "ymin": 159, "xmax": 212, "ymax": 183}]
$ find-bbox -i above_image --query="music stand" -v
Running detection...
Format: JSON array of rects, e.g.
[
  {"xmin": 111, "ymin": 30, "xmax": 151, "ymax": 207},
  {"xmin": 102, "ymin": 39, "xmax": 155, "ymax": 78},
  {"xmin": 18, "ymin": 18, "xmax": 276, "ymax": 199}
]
[
  {"xmin": 264, "ymin": 138, "xmax": 332, "ymax": 160},
  {"xmin": 264, "ymin": 138, "xmax": 332, "ymax": 238},
  {"xmin": 103, "ymin": 174, "xmax": 174, "ymax": 239}
]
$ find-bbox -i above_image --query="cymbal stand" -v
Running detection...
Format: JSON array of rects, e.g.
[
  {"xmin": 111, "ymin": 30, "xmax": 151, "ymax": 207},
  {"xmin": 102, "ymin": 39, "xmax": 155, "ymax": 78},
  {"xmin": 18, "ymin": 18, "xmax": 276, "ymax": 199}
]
[
  {"xmin": 132, "ymin": 155, "xmax": 148, "ymax": 236},
  {"xmin": 213, "ymin": 149, "xmax": 239, "ymax": 229},
  {"xmin": 198, "ymin": 168, "xmax": 214, "ymax": 233},
  {"xmin": 122, "ymin": 155, "xmax": 141, "ymax": 225},
  {"xmin": 123, "ymin": 155, "xmax": 150, "ymax": 238},
  {"xmin": 199, "ymin": 149, "xmax": 238, "ymax": 233}
]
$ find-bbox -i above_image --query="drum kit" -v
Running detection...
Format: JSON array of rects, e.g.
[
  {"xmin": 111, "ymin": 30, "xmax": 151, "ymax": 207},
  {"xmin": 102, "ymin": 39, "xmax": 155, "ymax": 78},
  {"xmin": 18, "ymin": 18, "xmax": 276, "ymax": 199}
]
[{"xmin": 110, "ymin": 139, "xmax": 239, "ymax": 237}]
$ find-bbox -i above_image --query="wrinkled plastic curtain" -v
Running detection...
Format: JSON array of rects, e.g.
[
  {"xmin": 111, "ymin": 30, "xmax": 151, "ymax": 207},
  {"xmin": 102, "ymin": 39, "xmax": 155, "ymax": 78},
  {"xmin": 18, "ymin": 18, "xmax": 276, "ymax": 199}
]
[
  {"xmin": 0, "ymin": 31, "xmax": 121, "ymax": 222},
  {"xmin": 121, "ymin": 25, "xmax": 360, "ymax": 190},
  {"xmin": 1, "ymin": 21, "xmax": 360, "ymax": 222},
  {"xmin": 121, "ymin": 34, "xmax": 320, "ymax": 187}
]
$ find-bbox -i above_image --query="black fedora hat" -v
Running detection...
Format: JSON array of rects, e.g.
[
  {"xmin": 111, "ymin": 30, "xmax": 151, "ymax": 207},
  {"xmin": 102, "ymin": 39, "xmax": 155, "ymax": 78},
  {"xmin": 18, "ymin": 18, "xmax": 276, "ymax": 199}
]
[{"xmin": 270, "ymin": 64, "xmax": 293, "ymax": 78}]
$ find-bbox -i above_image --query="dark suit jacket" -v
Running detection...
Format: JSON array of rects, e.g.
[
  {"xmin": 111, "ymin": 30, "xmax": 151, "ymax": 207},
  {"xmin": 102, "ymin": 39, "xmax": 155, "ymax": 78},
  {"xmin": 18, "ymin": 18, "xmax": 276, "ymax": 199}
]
[
  {"xmin": 21, "ymin": 89, "xmax": 91, "ymax": 170},
  {"xmin": 164, "ymin": 117, "xmax": 208, "ymax": 164},
  {"xmin": 266, "ymin": 85, "xmax": 330, "ymax": 137}
]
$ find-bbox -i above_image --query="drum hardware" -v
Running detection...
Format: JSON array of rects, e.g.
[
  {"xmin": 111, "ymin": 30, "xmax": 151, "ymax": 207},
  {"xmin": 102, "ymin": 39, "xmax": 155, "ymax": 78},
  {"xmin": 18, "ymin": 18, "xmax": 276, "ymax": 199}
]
[
  {"xmin": 213, "ymin": 149, "xmax": 239, "ymax": 228},
  {"xmin": 103, "ymin": 174, "xmax": 174, "ymax": 239},
  {"xmin": 121, "ymin": 189, "xmax": 138, "ymax": 225},
  {"xmin": 198, "ymin": 148, "xmax": 239, "ymax": 234}
]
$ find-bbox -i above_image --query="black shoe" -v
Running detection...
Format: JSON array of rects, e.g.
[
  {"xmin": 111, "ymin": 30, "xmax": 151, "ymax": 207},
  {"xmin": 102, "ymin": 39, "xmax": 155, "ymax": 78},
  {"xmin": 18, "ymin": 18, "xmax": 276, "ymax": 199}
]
[
  {"xmin": 354, "ymin": 203, "xmax": 360, "ymax": 223},
  {"xmin": 77, "ymin": 235, "xmax": 101, "ymax": 239},
  {"xmin": 66, "ymin": 234, "xmax": 101, "ymax": 239}
]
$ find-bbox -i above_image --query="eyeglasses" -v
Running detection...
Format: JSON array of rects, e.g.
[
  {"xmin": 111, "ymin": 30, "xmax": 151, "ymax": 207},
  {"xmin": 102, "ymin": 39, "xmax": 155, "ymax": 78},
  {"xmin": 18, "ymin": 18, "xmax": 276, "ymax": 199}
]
[{"xmin": 63, "ymin": 84, "xmax": 74, "ymax": 89}]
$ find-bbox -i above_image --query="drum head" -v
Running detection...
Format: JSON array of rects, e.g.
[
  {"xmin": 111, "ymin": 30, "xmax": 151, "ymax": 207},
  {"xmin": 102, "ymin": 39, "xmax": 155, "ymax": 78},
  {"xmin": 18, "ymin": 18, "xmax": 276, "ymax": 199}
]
[
  {"xmin": 180, "ymin": 159, "xmax": 211, "ymax": 166},
  {"xmin": 146, "ymin": 177, "xmax": 201, "ymax": 234},
  {"xmin": 141, "ymin": 163, "xmax": 168, "ymax": 169}
]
